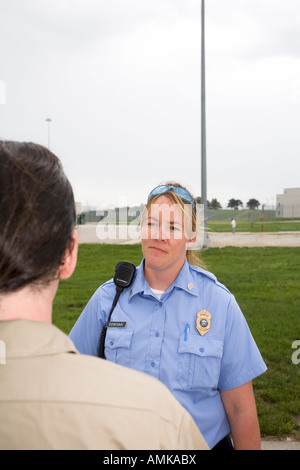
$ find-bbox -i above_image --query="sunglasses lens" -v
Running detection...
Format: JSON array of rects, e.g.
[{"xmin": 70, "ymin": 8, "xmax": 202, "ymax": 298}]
[
  {"xmin": 148, "ymin": 185, "xmax": 169, "ymax": 198},
  {"xmin": 148, "ymin": 185, "xmax": 195, "ymax": 212}
]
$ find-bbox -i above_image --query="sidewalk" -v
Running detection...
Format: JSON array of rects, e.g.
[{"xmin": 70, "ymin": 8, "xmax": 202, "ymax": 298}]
[
  {"xmin": 207, "ymin": 231, "xmax": 300, "ymax": 248},
  {"xmin": 261, "ymin": 437, "xmax": 300, "ymax": 450}
]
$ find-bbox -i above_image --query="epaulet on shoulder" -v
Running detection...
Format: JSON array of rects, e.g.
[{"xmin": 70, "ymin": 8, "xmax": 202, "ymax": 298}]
[
  {"xmin": 190, "ymin": 264, "xmax": 217, "ymax": 281},
  {"xmin": 190, "ymin": 265, "xmax": 230, "ymax": 294},
  {"xmin": 101, "ymin": 277, "xmax": 115, "ymax": 289}
]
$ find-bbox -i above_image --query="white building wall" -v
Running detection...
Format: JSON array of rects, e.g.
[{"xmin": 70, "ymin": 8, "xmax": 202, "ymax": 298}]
[{"xmin": 276, "ymin": 188, "xmax": 300, "ymax": 218}]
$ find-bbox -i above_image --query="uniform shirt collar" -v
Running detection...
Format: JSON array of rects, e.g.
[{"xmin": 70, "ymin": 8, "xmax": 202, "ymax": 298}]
[
  {"xmin": 130, "ymin": 258, "xmax": 198, "ymax": 300},
  {"xmin": 0, "ymin": 319, "xmax": 78, "ymax": 359},
  {"xmin": 171, "ymin": 259, "xmax": 198, "ymax": 296}
]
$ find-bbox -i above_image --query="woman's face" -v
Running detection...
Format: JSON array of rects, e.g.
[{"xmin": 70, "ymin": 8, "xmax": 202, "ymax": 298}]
[{"xmin": 141, "ymin": 195, "xmax": 192, "ymax": 275}]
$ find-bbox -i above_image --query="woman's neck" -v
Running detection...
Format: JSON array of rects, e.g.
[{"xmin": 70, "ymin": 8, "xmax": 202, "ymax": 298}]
[
  {"xmin": 143, "ymin": 261, "xmax": 184, "ymax": 291},
  {"xmin": 0, "ymin": 281, "xmax": 58, "ymax": 323}
]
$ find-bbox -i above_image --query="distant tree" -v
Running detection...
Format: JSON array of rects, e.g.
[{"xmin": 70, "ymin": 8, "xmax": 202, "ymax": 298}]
[
  {"xmin": 208, "ymin": 198, "xmax": 222, "ymax": 210},
  {"xmin": 246, "ymin": 198, "xmax": 260, "ymax": 210},
  {"xmin": 227, "ymin": 198, "xmax": 243, "ymax": 210},
  {"xmin": 196, "ymin": 196, "xmax": 201, "ymax": 205}
]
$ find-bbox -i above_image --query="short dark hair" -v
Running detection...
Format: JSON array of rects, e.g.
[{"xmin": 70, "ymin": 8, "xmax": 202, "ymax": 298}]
[{"xmin": 0, "ymin": 141, "xmax": 76, "ymax": 293}]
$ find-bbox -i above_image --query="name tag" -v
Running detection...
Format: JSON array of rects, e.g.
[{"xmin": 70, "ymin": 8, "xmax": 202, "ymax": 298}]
[{"xmin": 107, "ymin": 322, "xmax": 127, "ymax": 328}]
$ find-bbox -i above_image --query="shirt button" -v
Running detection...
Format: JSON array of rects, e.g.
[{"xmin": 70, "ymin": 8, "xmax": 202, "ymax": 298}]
[
  {"xmin": 199, "ymin": 347, "xmax": 205, "ymax": 353},
  {"xmin": 110, "ymin": 340, "xmax": 114, "ymax": 346},
  {"xmin": 151, "ymin": 361, "xmax": 155, "ymax": 368},
  {"xmin": 155, "ymin": 331, "xmax": 160, "ymax": 337}
]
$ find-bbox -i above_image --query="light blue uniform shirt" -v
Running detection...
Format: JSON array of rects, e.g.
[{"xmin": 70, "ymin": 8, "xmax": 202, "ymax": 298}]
[{"xmin": 69, "ymin": 259, "xmax": 267, "ymax": 448}]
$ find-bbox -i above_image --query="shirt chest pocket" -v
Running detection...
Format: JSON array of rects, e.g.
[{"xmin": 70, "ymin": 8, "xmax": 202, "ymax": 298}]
[
  {"xmin": 105, "ymin": 328, "xmax": 134, "ymax": 368},
  {"xmin": 177, "ymin": 334, "xmax": 223, "ymax": 391}
]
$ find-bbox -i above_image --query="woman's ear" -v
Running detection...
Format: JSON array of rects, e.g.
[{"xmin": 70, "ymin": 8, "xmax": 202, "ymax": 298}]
[
  {"xmin": 59, "ymin": 229, "xmax": 78, "ymax": 280},
  {"xmin": 186, "ymin": 235, "xmax": 197, "ymax": 250}
]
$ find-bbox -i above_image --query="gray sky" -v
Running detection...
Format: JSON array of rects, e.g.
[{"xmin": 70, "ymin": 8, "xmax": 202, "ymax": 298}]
[{"xmin": 1, "ymin": 0, "xmax": 299, "ymax": 210}]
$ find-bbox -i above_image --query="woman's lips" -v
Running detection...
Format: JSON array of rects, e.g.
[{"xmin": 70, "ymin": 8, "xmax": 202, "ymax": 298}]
[{"xmin": 150, "ymin": 246, "xmax": 167, "ymax": 254}]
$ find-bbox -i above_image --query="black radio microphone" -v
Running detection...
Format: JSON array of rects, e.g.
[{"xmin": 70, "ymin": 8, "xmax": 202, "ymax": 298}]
[{"xmin": 98, "ymin": 261, "xmax": 136, "ymax": 359}]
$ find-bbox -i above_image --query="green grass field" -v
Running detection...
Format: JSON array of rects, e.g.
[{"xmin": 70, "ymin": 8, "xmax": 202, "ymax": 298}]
[
  {"xmin": 207, "ymin": 209, "xmax": 300, "ymax": 233},
  {"xmin": 53, "ymin": 244, "xmax": 300, "ymax": 439},
  {"xmin": 208, "ymin": 219, "xmax": 300, "ymax": 233}
]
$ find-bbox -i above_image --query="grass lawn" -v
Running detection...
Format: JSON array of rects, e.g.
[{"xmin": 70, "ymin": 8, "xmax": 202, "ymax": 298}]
[
  {"xmin": 208, "ymin": 219, "xmax": 300, "ymax": 233},
  {"xmin": 205, "ymin": 209, "xmax": 300, "ymax": 232},
  {"xmin": 53, "ymin": 244, "xmax": 300, "ymax": 439},
  {"xmin": 208, "ymin": 216, "xmax": 300, "ymax": 233}
]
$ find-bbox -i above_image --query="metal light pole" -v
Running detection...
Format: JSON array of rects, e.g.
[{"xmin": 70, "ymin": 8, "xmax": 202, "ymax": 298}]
[
  {"xmin": 201, "ymin": 0, "xmax": 208, "ymax": 246},
  {"xmin": 46, "ymin": 118, "xmax": 52, "ymax": 149}
]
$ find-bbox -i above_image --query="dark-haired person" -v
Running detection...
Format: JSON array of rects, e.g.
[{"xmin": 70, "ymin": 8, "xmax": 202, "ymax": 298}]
[
  {"xmin": 0, "ymin": 142, "xmax": 208, "ymax": 451},
  {"xmin": 70, "ymin": 182, "xmax": 267, "ymax": 450}
]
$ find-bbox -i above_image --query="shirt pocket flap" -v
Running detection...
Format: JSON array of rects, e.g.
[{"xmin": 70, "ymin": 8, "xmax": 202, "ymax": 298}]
[
  {"xmin": 178, "ymin": 334, "xmax": 223, "ymax": 358},
  {"xmin": 105, "ymin": 328, "xmax": 134, "ymax": 350}
]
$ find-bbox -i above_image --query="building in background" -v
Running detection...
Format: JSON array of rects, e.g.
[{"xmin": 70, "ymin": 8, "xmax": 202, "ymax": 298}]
[
  {"xmin": 276, "ymin": 188, "xmax": 300, "ymax": 218},
  {"xmin": 75, "ymin": 202, "xmax": 85, "ymax": 224}
]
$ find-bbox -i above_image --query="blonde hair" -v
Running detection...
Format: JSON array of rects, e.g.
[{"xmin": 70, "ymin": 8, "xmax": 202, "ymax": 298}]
[{"xmin": 143, "ymin": 182, "xmax": 206, "ymax": 269}]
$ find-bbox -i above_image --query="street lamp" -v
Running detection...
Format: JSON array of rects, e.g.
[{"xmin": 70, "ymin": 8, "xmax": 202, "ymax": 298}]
[
  {"xmin": 201, "ymin": 0, "xmax": 207, "ymax": 246},
  {"xmin": 46, "ymin": 118, "xmax": 52, "ymax": 149}
]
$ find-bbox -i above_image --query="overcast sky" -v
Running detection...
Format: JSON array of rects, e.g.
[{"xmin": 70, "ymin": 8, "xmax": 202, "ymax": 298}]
[{"xmin": 1, "ymin": 0, "xmax": 299, "ymax": 210}]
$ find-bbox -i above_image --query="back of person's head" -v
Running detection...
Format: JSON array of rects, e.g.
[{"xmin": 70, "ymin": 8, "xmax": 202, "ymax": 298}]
[{"xmin": 0, "ymin": 141, "xmax": 76, "ymax": 294}]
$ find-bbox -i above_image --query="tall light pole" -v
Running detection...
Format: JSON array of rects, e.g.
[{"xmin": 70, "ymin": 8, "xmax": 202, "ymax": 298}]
[
  {"xmin": 201, "ymin": 0, "xmax": 207, "ymax": 246},
  {"xmin": 46, "ymin": 118, "xmax": 52, "ymax": 149}
]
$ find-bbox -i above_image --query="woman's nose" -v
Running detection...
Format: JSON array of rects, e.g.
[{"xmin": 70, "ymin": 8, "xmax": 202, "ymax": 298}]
[{"xmin": 153, "ymin": 225, "xmax": 168, "ymax": 240}]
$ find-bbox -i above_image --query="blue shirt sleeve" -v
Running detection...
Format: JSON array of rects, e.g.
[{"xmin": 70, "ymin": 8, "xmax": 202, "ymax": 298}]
[
  {"xmin": 69, "ymin": 287, "xmax": 103, "ymax": 356},
  {"xmin": 218, "ymin": 294, "xmax": 267, "ymax": 390}
]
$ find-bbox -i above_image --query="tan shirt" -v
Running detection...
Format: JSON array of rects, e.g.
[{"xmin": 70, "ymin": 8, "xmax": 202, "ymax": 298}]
[{"xmin": 0, "ymin": 320, "xmax": 208, "ymax": 450}]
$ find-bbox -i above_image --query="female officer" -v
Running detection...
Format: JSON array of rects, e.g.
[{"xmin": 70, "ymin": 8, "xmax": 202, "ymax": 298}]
[{"xmin": 69, "ymin": 182, "xmax": 267, "ymax": 450}]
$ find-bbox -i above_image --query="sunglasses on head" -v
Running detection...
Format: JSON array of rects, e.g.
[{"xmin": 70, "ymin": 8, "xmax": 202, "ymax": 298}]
[{"xmin": 147, "ymin": 185, "xmax": 196, "ymax": 213}]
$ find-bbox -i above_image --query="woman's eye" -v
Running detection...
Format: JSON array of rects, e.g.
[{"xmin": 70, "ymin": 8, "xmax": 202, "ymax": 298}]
[{"xmin": 148, "ymin": 221, "xmax": 158, "ymax": 228}]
